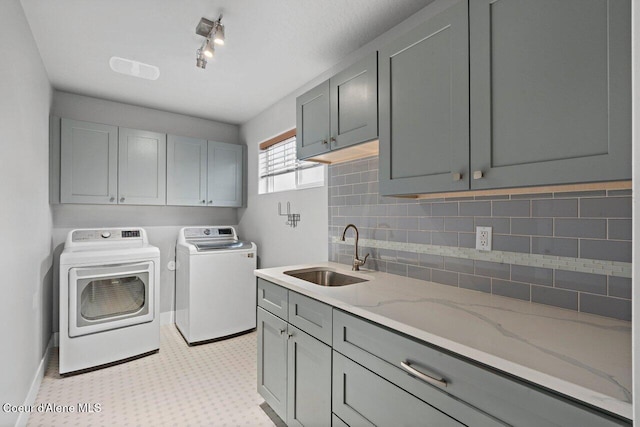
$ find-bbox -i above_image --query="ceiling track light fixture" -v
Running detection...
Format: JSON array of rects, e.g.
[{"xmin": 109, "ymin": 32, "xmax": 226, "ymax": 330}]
[{"xmin": 195, "ymin": 14, "xmax": 225, "ymax": 69}]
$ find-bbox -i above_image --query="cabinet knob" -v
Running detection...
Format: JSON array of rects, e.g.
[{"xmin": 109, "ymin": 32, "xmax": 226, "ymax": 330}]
[
  {"xmin": 120, "ymin": 197, "xmax": 125, "ymax": 202},
  {"xmin": 330, "ymin": 136, "xmax": 336, "ymax": 143},
  {"xmin": 473, "ymin": 170, "xmax": 484, "ymax": 180},
  {"xmin": 109, "ymin": 196, "xmax": 115, "ymax": 202},
  {"xmin": 287, "ymin": 332, "xmax": 294, "ymax": 339},
  {"xmin": 279, "ymin": 329, "xmax": 286, "ymax": 335},
  {"xmin": 322, "ymin": 139, "xmax": 328, "ymax": 145},
  {"xmin": 452, "ymin": 173, "xmax": 462, "ymax": 181},
  {"xmin": 201, "ymin": 200, "xmax": 206, "ymax": 204},
  {"xmin": 208, "ymin": 200, "xmax": 213, "ymax": 204}
]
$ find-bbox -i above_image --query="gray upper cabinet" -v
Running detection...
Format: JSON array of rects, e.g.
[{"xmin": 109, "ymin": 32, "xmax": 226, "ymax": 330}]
[
  {"xmin": 167, "ymin": 135, "xmax": 208, "ymax": 206},
  {"xmin": 469, "ymin": 0, "xmax": 631, "ymax": 189},
  {"xmin": 296, "ymin": 80, "xmax": 331, "ymax": 159},
  {"xmin": 297, "ymin": 53, "xmax": 378, "ymax": 160},
  {"xmin": 379, "ymin": 0, "xmax": 469, "ymax": 196},
  {"xmin": 118, "ymin": 128, "xmax": 166, "ymax": 205},
  {"xmin": 207, "ymin": 141, "xmax": 243, "ymax": 207},
  {"xmin": 60, "ymin": 119, "xmax": 118, "ymax": 204},
  {"xmin": 330, "ymin": 53, "xmax": 378, "ymax": 151}
]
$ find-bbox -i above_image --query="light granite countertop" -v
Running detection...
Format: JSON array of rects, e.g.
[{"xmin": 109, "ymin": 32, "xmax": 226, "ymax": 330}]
[{"xmin": 255, "ymin": 262, "xmax": 632, "ymax": 420}]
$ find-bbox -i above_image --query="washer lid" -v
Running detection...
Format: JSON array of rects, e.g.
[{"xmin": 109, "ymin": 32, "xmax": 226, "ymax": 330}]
[{"xmin": 192, "ymin": 240, "xmax": 253, "ymax": 251}]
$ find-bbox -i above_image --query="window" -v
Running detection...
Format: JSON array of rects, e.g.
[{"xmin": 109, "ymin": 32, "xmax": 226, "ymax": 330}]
[{"xmin": 259, "ymin": 130, "xmax": 325, "ymax": 194}]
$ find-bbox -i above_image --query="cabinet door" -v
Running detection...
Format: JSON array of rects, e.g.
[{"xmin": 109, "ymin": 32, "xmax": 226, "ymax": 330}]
[
  {"xmin": 207, "ymin": 141, "xmax": 243, "ymax": 207},
  {"xmin": 287, "ymin": 326, "xmax": 331, "ymax": 427},
  {"xmin": 166, "ymin": 135, "xmax": 207, "ymax": 206},
  {"xmin": 470, "ymin": 0, "xmax": 631, "ymax": 189},
  {"xmin": 257, "ymin": 308, "xmax": 288, "ymax": 422},
  {"xmin": 332, "ymin": 352, "xmax": 463, "ymax": 427},
  {"xmin": 118, "ymin": 128, "xmax": 166, "ymax": 205},
  {"xmin": 330, "ymin": 53, "xmax": 378, "ymax": 150},
  {"xmin": 296, "ymin": 80, "xmax": 331, "ymax": 159},
  {"xmin": 379, "ymin": 0, "xmax": 469, "ymax": 196},
  {"xmin": 60, "ymin": 118, "xmax": 118, "ymax": 204}
]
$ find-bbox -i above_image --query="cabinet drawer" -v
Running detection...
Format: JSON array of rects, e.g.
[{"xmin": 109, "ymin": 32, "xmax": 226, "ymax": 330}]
[
  {"xmin": 257, "ymin": 279, "xmax": 288, "ymax": 320},
  {"xmin": 333, "ymin": 309, "xmax": 629, "ymax": 427},
  {"xmin": 288, "ymin": 291, "xmax": 332, "ymax": 345},
  {"xmin": 333, "ymin": 351, "xmax": 463, "ymax": 427}
]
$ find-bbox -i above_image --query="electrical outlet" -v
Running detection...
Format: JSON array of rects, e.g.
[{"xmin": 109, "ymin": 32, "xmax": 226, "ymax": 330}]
[{"xmin": 476, "ymin": 226, "xmax": 492, "ymax": 251}]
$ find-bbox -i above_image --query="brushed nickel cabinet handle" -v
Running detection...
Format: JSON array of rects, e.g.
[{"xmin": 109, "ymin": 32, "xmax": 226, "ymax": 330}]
[
  {"xmin": 331, "ymin": 136, "xmax": 336, "ymax": 143},
  {"xmin": 400, "ymin": 361, "xmax": 447, "ymax": 388},
  {"xmin": 279, "ymin": 328, "xmax": 286, "ymax": 335},
  {"xmin": 287, "ymin": 332, "xmax": 294, "ymax": 339},
  {"xmin": 452, "ymin": 173, "xmax": 462, "ymax": 181},
  {"xmin": 109, "ymin": 196, "xmax": 115, "ymax": 202},
  {"xmin": 473, "ymin": 170, "xmax": 484, "ymax": 180},
  {"xmin": 120, "ymin": 197, "xmax": 125, "ymax": 202},
  {"xmin": 322, "ymin": 139, "xmax": 328, "ymax": 145}
]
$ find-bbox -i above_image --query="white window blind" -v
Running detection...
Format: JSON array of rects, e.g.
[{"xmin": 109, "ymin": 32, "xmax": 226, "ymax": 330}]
[{"xmin": 259, "ymin": 135, "xmax": 324, "ymax": 194}]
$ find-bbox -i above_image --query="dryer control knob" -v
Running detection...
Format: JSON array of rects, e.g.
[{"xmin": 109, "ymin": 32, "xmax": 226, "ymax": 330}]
[{"xmin": 101, "ymin": 231, "xmax": 111, "ymax": 239}]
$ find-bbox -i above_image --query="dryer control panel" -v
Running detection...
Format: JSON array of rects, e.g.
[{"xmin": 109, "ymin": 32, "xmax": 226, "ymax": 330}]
[{"xmin": 72, "ymin": 229, "xmax": 143, "ymax": 242}]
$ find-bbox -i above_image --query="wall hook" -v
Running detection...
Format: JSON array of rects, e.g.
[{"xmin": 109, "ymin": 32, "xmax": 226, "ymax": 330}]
[{"xmin": 278, "ymin": 202, "xmax": 301, "ymax": 228}]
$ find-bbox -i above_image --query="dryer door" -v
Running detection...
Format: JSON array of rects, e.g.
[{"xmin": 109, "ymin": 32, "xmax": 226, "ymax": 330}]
[{"xmin": 68, "ymin": 261, "xmax": 155, "ymax": 337}]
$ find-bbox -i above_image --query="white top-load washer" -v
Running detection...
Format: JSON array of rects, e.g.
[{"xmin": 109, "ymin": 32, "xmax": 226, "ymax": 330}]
[
  {"xmin": 176, "ymin": 226, "xmax": 257, "ymax": 345},
  {"xmin": 59, "ymin": 228, "xmax": 160, "ymax": 374}
]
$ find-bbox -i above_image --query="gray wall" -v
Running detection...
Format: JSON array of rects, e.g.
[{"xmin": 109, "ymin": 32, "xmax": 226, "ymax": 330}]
[
  {"xmin": 50, "ymin": 92, "xmax": 241, "ymax": 331},
  {"xmin": 0, "ymin": 1, "xmax": 53, "ymax": 425},
  {"xmin": 237, "ymin": 0, "xmax": 455, "ymax": 269},
  {"xmin": 329, "ymin": 157, "xmax": 632, "ymax": 321}
]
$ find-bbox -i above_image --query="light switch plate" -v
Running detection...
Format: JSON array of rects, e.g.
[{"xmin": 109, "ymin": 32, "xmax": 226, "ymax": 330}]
[{"xmin": 476, "ymin": 226, "xmax": 492, "ymax": 251}]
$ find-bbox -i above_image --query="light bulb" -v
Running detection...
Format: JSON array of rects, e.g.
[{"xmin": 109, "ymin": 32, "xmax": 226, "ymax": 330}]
[
  {"xmin": 213, "ymin": 24, "xmax": 225, "ymax": 45},
  {"xmin": 203, "ymin": 39, "xmax": 215, "ymax": 58}
]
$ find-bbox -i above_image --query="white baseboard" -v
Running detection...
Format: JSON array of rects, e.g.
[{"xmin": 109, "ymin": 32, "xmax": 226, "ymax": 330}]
[
  {"xmin": 15, "ymin": 335, "xmax": 54, "ymax": 427},
  {"xmin": 160, "ymin": 311, "xmax": 174, "ymax": 325}
]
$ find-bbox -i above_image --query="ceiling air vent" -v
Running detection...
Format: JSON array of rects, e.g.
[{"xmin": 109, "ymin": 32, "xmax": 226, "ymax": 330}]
[{"xmin": 109, "ymin": 57, "xmax": 160, "ymax": 81}]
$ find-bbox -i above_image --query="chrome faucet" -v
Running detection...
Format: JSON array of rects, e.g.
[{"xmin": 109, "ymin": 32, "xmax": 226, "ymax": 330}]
[{"xmin": 341, "ymin": 224, "xmax": 369, "ymax": 271}]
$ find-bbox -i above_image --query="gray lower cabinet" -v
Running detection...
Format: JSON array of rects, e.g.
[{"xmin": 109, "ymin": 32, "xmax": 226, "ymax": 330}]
[
  {"xmin": 257, "ymin": 307, "xmax": 288, "ymax": 421},
  {"xmin": 60, "ymin": 118, "xmax": 118, "ymax": 204},
  {"xmin": 332, "ymin": 352, "xmax": 463, "ymax": 427},
  {"xmin": 333, "ymin": 309, "xmax": 630, "ymax": 427},
  {"xmin": 378, "ymin": 0, "xmax": 469, "ymax": 196},
  {"xmin": 297, "ymin": 53, "xmax": 378, "ymax": 160},
  {"xmin": 469, "ymin": 0, "xmax": 631, "ymax": 189},
  {"xmin": 256, "ymin": 283, "xmax": 332, "ymax": 426},
  {"xmin": 287, "ymin": 325, "xmax": 331, "ymax": 427}
]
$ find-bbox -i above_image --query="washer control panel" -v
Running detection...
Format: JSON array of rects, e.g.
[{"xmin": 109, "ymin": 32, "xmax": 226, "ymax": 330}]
[{"xmin": 183, "ymin": 227, "xmax": 235, "ymax": 239}]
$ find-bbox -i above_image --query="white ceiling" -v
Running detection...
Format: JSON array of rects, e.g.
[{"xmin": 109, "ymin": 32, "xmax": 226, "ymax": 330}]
[{"xmin": 20, "ymin": 0, "xmax": 433, "ymax": 125}]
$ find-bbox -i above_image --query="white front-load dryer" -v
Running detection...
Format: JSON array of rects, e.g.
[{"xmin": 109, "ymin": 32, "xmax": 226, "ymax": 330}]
[
  {"xmin": 176, "ymin": 226, "xmax": 257, "ymax": 345},
  {"xmin": 59, "ymin": 228, "xmax": 160, "ymax": 374}
]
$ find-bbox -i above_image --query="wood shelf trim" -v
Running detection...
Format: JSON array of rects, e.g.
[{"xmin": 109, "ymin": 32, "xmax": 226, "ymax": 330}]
[
  {"xmin": 391, "ymin": 181, "xmax": 632, "ymax": 199},
  {"xmin": 259, "ymin": 128, "xmax": 296, "ymax": 150}
]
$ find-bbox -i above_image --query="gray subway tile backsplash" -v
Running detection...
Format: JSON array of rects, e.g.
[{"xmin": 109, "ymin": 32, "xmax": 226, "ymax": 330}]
[
  {"xmin": 554, "ymin": 218, "xmax": 606, "ymax": 239},
  {"xmin": 531, "ymin": 286, "xmax": 578, "ymax": 311},
  {"xmin": 580, "ymin": 197, "xmax": 632, "ymax": 218},
  {"xmin": 532, "ymin": 199, "xmax": 578, "ymax": 217},
  {"xmin": 492, "ymin": 200, "xmax": 530, "ymax": 217},
  {"xmin": 580, "ymin": 294, "xmax": 631, "ymax": 321},
  {"xmin": 531, "ymin": 237, "xmax": 578, "ymax": 257},
  {"xmin": 328, "ymin": 156, "xmax": 632, "ymax": 321},
  {"xmin": 580, "ymin": 239, "xmax": 632, "ymax": 263},
  {"xmin": 511, "ymin": 265, "xmax": 553, "ymax": 287},
  {"xmin": 554, "ymin": 270, "xmax": 607, "ymax": 295},
  {"xmin": 511, "ymin": 218, "xmax": 553, "ymax": 236}
]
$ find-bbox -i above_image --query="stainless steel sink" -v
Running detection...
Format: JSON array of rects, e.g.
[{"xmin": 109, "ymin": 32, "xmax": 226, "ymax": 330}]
[{"xmin": 284, "ymin": 268, "xmax": 368, "ymax": 287}]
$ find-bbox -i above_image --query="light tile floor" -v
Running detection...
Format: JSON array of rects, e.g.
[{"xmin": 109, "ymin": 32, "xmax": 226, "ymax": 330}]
[{"xmin": 27, "ymin": 325, "xmax": 284, "ymax": 427}]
